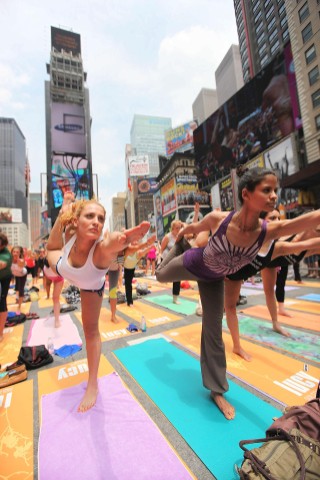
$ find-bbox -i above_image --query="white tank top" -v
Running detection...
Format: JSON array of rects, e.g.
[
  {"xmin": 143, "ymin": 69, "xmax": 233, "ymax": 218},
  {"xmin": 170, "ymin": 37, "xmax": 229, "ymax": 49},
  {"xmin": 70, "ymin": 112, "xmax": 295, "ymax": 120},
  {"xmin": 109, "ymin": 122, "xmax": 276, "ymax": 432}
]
[{"xmin": 56, "ymin": 235, "xmax": 107, "ymax": 290}]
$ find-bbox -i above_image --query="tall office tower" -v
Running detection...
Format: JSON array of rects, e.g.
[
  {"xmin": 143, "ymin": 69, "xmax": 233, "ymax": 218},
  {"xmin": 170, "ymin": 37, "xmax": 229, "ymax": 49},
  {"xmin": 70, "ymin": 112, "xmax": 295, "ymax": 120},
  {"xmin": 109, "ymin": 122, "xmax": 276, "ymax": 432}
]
[
  {"xmin": 215, "ymin": 45, "xmax": 244, "ymax": 106},
  {"xmin": 45, "ymin": 27, "xmax": 93, "ymax": 223},
  {"xmin": 284, "ymin": 1, "xmax": 320, "ymax": 167},
  {"xmin": 234, "ymin": 0, "xmax": 289, "ymax": 82},
  {"xmin": 29, "ymin": 193, "xmax": 42, "ymax": 249},
  {"xmin": 0, "ymin": 118, "xmax": 29, "ymax": 245},
  {"xmin": 111, "ymin": 193, "xmax": 126, "ymax": 232},
  {"xmin": 192, "ymin": 88, "xmax": 218, "ymax": 124}
]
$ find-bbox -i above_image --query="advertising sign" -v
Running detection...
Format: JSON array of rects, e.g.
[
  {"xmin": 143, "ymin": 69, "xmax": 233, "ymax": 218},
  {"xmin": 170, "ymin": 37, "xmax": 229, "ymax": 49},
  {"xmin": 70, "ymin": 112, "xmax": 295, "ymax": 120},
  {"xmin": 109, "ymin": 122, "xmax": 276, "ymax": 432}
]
[
  {"xmin": 137, "ymin": 178, "xmax": 158, "ymax": 195},
  {"xmin": 165, "ymin": 120, "xmax": 198, "ymax": 156},
  {"xmin": 51, "ymin": 154, "xmax": 90, "ymax": 208},
  {"xmin": 51, "ymin": 103, "xmax": 86, "ymax": 156},
  {"xmin": 220, "ymin": 176, "xmax": 234, "ymax": 211},
  {"xmin": 153, "ymin": 191, "xmax": 164, "ymax": 240},
  {"xmin": 51, "ymin": 27, "xmax": 81, "ymax": 56},
  {"xmin": 176, "ymin": 175, "xmax": 210, "ymax": 206},
  {"xmin": 194, "ymin": 42, "xmax": 300, "ymax": 188},
  {"xmin": 0, "ymin": 208, "xmax": 22, "ymax": 223},
  {"xmin": 128, "ymin": 155, "xmax": 150, "ymax": 176},
  {"xmin": 264, "ymin": 135, "xmax": 299, "ymax": 181},
  {"xmin": 160, "ymin": 178, "xmax": 177, "ymax": 216}
]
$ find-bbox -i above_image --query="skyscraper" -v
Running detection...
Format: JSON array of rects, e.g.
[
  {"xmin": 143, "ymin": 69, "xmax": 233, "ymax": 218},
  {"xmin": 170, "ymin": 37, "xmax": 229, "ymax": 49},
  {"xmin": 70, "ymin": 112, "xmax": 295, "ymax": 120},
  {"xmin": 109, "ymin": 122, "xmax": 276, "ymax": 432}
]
[
  {"xmin": 45, "ymin": 27, "xmax": 93, "ymax": 223},
  {"xmin": 0, "ymin": 117, "xmax": 28, "ymax": 225}
]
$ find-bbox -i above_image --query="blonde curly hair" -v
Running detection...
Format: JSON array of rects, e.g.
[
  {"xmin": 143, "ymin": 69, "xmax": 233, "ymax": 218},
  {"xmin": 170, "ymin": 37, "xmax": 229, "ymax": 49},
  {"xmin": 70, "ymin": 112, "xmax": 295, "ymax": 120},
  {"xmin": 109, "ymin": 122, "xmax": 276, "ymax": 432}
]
[{"xmin": 59, "ymin": 198, "xmax": 106, "ymax": 229}]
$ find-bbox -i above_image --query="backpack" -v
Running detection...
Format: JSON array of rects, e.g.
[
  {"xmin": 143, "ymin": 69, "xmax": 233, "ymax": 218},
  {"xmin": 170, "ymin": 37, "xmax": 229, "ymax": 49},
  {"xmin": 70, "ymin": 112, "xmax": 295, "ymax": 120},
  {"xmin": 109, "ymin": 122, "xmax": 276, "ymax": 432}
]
[
  {"xmin": 236, "ymin": 399, "xmax": 320, "ymax": 480},
  {"xmin": 136, "ymin": 283, "xmax": 150, "ymax": 295},
  {"xmin": 5, "ymin": 313, "xmax": 27, "ymax": 327},
  {"xmin": 18, "ymin": 345, "xmax": 54, "ymax": 370}
]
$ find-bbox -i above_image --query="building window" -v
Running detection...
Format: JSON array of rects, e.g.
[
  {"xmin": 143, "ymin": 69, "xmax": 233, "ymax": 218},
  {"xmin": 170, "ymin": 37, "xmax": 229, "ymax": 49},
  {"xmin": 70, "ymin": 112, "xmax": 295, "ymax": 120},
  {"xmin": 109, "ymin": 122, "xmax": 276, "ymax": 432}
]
[
  {"xmin": 278, "ymin": 3, "xmax": 286, "ymax": 16},
  {"xmin": 305, "ymin": 44, "xmax": 317, "ymax": 64},
  {"xmin": 312, "ymin": 89, "xmax": 320, "ymax": 108},
  {"xmin": 259, "ymin": 43, "xmax": 267, "ymax": 56},
  {"xmin": 302, "ymin": 23, "xmax": 313, "ymax": 43},
  {"xmin": 253, "ymin": 1, "xmax": 260, "ymax": 13},
  {"xmin": 257, "ymin": 32, "xmax": 265, "ymax": 45},
  {"xmin": 299, "ymin": 2, "xmax": 310, "ymax": 23},
  {"xmin": 256, "ymin": 21, "xmax": 263, "ymax": 34},
  {"xmin": 282, "ymin": 28, "xmax": 290, "ymax": 41},
  {"xmin": 267, "ymin": 17, "xmax": 276, "ymax": 31},
  {"xmin": 264, "ymin": 0, "xmax": 272, "ymax": 7},
  {"xmin": 255, "ymin": 10, "xmax": 262, "ymax": 22},
  {"xmin": 315, "ymin": 114, "xmax": 320, "ymax": 130},
  {"xmin": 266, "ymin": 5, "xmax": 274, "ymax": 19},
  {"xmin": 260, "ymin": 54, "xmax": 269, "ymax": 67},
  {"xmin": 309, "ymin": 66, "xmax": 319, "ymax": 86},
  {"xmin": 280, "ymin": 16, "xmax": 288, "ymax": 28},
  {"xmin": 269, "ymin": 29, "xmax": 278, "ymax": 43},
  {"xmin": 271, "ymin": 40, "xmax": 280, "ymax": 55}
]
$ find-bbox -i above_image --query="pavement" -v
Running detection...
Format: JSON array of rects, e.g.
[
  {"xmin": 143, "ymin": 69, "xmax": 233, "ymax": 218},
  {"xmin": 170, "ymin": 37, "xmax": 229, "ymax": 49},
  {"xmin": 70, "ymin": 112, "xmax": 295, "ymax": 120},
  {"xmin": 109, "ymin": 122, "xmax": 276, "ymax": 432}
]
[{"xmin": 2, "ymin": 265, "xmax": 320, "ymax": 480}]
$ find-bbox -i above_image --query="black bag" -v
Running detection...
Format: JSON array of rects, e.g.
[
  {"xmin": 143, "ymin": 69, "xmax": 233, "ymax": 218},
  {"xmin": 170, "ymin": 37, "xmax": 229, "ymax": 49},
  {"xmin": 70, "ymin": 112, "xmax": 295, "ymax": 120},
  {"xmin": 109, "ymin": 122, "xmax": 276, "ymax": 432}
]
[
  {"xmin": 5, "ymin": 313, "xmax": 26, "ymax": 327},
  {"xmin": 18, "ymin": 345, "xmax": 54, "ymax": 370}
]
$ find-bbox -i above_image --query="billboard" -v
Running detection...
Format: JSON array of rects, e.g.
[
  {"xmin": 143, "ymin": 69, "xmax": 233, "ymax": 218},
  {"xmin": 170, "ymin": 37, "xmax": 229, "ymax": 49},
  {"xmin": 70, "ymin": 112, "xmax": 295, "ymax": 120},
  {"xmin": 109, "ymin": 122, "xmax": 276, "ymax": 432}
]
[
  {"xmin": 51, "ymin": 102, "xmax": 86, "ymax": 155},
  {"xmin": 137, "ymin": 177, "xmax": 158, "ymax": 195},
  {"xmin": 160, "ymin": 178, "xmax": 177, "ymax": 216},
  {"xmin": 128, "ymin": 155, "xmax": 149, "ymax": 176},
  {"xmin": 51, "ymin": 27, "xmax": 81, "ymax": 56},
  {"xmin": 51, "ymin": 154, "xmax": 90, "ymax": 208},
  {"xmin": 165, "ymin": 120, "xmax": 198, "ymax": 156},
  {"xmin": 176, "ymin": 175, "xmax": 210, "ymax": 206},
  {"xmin": 0, "ymin": 208, "xmax": 22, "ymax": 223},
  {"xmin": 40, "ymin": 209, "xmax": 51, "ymax": 238},
  {"xmin": 153, "ymin": 190, "xmax": 164, "ymax": 240},
  {"xmin": 263, "ymin": 134, "xmax": 299, "ymax": 181},
  {"xmin": 194, "ymin": 42, "xmax": 301, "ymax": 187}
]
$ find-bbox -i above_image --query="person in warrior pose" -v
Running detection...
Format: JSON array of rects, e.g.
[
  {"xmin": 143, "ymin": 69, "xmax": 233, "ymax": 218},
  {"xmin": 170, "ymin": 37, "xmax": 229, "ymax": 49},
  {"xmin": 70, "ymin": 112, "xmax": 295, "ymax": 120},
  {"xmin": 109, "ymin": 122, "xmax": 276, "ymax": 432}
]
[
  {"xmin": 156, "ymin": 167, "xmax": 320, "ymax": 420},
  {"xmin": 47, "ymin": 192, "xmax": 150, "ymax": 412}
]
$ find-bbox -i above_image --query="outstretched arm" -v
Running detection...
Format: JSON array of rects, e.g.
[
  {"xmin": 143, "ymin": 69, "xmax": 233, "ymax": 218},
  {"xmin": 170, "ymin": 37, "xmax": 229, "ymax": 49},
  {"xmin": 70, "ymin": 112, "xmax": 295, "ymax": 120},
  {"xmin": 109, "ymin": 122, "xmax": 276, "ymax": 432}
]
[
  {"xmin": 176, "ymin": 210, "xmax": 222, "ymax": 241},
  {"xmin": 272, "ymin": 236, "xmax": 320, "ymax": 259},
  {"xmin": 266, "ymin": 210, "xmax": 320, "ymax": 241}
]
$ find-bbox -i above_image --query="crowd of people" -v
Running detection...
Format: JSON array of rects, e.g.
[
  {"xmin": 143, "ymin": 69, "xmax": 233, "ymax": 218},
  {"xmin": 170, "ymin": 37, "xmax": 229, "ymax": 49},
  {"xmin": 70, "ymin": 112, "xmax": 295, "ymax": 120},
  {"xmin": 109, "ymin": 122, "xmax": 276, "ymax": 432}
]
[{"xmin": 1, "ymin": 168, "xmax": 319, "ymax": 420}]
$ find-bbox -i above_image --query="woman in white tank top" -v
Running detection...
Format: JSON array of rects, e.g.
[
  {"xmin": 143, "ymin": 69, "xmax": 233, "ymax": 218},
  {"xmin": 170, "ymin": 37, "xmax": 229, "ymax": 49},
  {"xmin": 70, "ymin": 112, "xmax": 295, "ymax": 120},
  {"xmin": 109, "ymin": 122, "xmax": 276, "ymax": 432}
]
[{"xmin": 47, "ymin": 192, "xmax": 150, "ymax": 413}]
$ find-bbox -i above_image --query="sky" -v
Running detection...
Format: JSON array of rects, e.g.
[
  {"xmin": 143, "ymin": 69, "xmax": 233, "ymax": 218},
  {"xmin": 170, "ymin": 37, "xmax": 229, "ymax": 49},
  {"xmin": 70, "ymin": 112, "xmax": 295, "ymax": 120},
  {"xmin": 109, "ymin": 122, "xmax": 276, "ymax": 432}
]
[{"xmin": 0, "ymin": 0, "xmax": 239, "ymax": 221}]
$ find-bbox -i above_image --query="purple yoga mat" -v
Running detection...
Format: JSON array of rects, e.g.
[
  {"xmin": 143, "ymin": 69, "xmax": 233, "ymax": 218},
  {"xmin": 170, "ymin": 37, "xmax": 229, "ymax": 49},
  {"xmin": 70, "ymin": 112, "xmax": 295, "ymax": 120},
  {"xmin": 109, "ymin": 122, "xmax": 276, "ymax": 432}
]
[{"xmin": 38, "ymin": 373, "xmax": 193, "ymax": 480}]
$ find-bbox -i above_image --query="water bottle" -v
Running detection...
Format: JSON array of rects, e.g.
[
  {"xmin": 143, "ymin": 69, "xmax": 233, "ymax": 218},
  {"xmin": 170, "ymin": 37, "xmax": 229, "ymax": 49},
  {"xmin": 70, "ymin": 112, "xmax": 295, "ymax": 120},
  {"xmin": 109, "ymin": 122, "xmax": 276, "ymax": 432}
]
[
  {"xmin": 47, "ymin": 337, "xmax": 54, "ymax": 355},
  {"xmin": 140, "ymin": 315, "xmax": 147, "ymax": 332}
]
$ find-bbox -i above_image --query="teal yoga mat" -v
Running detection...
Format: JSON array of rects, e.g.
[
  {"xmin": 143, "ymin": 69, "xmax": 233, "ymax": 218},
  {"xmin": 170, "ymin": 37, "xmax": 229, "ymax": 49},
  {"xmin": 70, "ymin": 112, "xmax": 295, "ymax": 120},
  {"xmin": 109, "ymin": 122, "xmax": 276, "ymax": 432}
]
[
  {"xmin": 297, "ymin": 293, "xmax": 320, "ymax": 303},
  {"xmin": 114, "ymin": 338, "xmax": 281, "ymax": 480},
  {"xmin": 224, "ymin": 315, "xmax": 320, "ymax": 364},
  {"xmin": 144, "ymin": 294, "xmax": 197, "ymax": 315}
]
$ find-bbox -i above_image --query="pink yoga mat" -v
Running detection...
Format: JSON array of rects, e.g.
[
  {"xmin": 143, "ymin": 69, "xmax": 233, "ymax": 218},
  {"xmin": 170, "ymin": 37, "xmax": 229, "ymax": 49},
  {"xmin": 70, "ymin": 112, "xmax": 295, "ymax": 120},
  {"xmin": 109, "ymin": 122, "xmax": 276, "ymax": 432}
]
[
  {"xmin": 38, "ymin": 373, "xmax": 193, "ymax": 480},
  {"xmin": 27, "ymin": 314, "xmax": 82, "ymax": 349}
]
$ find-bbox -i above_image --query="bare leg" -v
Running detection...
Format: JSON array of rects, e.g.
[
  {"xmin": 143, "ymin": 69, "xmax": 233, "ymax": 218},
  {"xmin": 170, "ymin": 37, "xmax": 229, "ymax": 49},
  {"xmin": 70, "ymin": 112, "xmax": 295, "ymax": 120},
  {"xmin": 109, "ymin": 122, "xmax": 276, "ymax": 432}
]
[
  {"xmin": 224, "ymin": 279, "xmax": 252, "ymax": 361},
  {"xmin": 278, "ymin": 302, "xmax": 293, "ymax": 318},
  {"xmin": 261, "ymin": 269, "xmax": 290, "ymax": 336},
  {"xmin": 109, "ymin": 298, "xmax": 119, "ymax": 323},
  {"xmin": 78, "ymin": 290, "xmax": 103, "ymax": 413},
  {"xmin": 0, "ymin": 311, "xmax": 7, "ymax": 342},
  {"xmin": 52, "ymin": 281, "xmax": 63, "ymax": 328}
]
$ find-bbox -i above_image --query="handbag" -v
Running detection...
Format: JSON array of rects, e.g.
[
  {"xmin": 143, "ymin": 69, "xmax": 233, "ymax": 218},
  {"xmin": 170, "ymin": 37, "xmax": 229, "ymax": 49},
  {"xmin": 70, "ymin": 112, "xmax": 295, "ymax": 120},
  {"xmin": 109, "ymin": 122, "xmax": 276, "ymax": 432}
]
[
  {"xmin": 18, "ymin": 345, "xmax": 54, "ymax": 370},
  {"xmin": 236, "ymin": 399, "xmax": 320, "ymax": 480}
]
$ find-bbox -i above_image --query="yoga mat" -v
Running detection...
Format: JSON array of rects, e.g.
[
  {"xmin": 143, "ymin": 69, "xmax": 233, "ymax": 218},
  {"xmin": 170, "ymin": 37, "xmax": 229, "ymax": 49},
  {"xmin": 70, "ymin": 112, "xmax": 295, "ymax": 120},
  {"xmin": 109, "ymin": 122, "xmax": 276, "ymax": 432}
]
[
  {"xmin": 241, "ymin": 304, "xmax": 320, "ymax": 331},
  {"xmin": 243, "ymin": 281, "xmax": 297, "ymax": 291},
  {"xmin": 38, "ymin": 296, "xmax": 65, "ymax": 308},
  {"xmin": 38, "ymin": 373, "xmax": 194, "ymax": 480},
  {"xmin": 38, "ymin": 354, "xmax": 114, "ymax": 408},
  {"xmin": 144, "ymin": 294, "xmax": 197, "ymax": 315},
  {"xmin": 26, "ymin": 313, "xmax": 82, "ymax": 349},
  {"xmin": 164, "ymin": 324, "xmax": 320, "ymax": 405},
  {"xmin": 116, "ymin": 301, "xmax": 181, "ymax": 326},
  {"xmin": 114, "ymin": 338, "xmax": 281, "ymax": 480},
  {"xmin": 286, "ymin": 279, "xmax": 320, "ymax": 288},
  {"xmin": 0, "ymin": 324, "xmax": 24, "ymax": 367},
  {"xmin": 179, "ymin": 290, "xmax": 200, "ymax": 299},
  {"xmin": 0, "ymin": 380, "xmax": 33, "ymax": 479},
  {"xmin": 75, "ymin": 307, "xmax": 139, "ymax": 341},
  {"xmin": 285, "ymin": 298, "xmax": 320, "ymax": 315},
  {"xmin": 8, "ymin": 302, "xmax": 30, "ymax": 314},
  {"xmin": 297, "ymin": 293, "xmax": 320, "ymax": 302},
  {"xmin": 239, "ymin": 287, "xmax": 265, "ymax": 297},
  {"xmin": 224, "ymin": 314, "xmax": 320, "ymax": 363}
]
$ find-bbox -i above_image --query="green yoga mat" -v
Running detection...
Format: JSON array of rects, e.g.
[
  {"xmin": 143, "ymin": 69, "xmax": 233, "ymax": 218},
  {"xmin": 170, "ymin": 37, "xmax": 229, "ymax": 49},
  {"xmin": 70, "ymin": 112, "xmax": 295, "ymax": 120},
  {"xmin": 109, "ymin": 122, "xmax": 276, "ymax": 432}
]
[
  {"xmin": 225, "ymin": 315, "xmax": 320, "ymax": 364},
  {"xmin": 144, "ymin": 294, "xmax": 197, "ymax": 315},
  {"xmin": 114, "ymin": 338, "xmax": 281, "ymax": 480}
]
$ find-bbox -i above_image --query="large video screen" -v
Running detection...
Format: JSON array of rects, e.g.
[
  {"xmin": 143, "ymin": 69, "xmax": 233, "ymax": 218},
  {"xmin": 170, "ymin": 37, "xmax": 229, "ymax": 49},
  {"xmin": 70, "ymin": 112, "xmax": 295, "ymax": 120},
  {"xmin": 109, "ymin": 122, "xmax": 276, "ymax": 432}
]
[
  {"xmin": 51, "ymin": 27, "xmax": 81, "ymax": 56},
  {"xmin": 51, "ymin": 102, "xmax": 86, "ymax": 156},
  {"xmin": 194, "ymin": 42, "xmax": 301, "ymax": 188},
  {"xmin": 51, "ymin": 154, "xmax": 90, "ymax": 208}
]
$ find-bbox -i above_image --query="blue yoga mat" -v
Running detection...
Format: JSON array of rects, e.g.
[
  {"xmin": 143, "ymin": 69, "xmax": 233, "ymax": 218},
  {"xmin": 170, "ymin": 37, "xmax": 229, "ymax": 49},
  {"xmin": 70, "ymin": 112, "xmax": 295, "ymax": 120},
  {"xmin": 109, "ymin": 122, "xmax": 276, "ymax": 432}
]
[
  {"xmin": 114, "ymin": 338, "xmax": 281, "ymax": 480},
  {"xmin": 144, "ymin": 294, "xmax": 197, "ymax": 315},
  {"xmin": 297, "ymin": 293, "xmax": 320, "ymax": 303}
]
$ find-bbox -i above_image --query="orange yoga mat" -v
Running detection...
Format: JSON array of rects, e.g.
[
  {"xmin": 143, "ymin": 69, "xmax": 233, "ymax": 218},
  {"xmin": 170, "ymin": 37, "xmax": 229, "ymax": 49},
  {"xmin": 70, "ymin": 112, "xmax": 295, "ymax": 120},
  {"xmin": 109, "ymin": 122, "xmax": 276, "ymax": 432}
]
[
  {"xmin": 38, "ymin": 296, "xmax": 65, "ymax": 308},
  {"xmin": 0, "ymin": 380, "xmax": 34, "ymax": 479},
  {"xmin": 8, "ymin": 302, "xmax": 30, "ymax": 314},
  {"xmin": 180, "ymin": 290, "xmax": 200, "ymax": 299},
  {"xmin": 75, "ymin": 307, "xmax": 140, "ymax": 342},
  {"xmin": 116, "ymin": 301, "xmax": 181, "ymax": 327},
  {"xmin": 241, "ymin": 304, "xmax": 319, "ymax": 331},
  {"xmin": 38, "ymin": 355, "xmax": 114, "ymax": 413},
  {"xmin": 0, "ymin": 324, "xmax": 24, "ymax": 367},
  {"xmin": 164, "ymin": 323, "xmax": 319, "ymax": 406},
  {"xmin": 286, "ymin": 280, "xmax": 320, "ymax": 288}
]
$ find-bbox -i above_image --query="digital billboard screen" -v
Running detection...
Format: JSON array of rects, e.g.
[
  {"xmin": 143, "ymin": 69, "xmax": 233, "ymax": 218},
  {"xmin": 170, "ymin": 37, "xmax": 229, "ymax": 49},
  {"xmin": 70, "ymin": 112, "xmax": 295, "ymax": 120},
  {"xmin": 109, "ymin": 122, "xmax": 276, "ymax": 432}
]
[
  {"xmin": 51, "ymin": 27, "xmax": 81, "ymax": 56},
  {"xmin": 51, "ymin": 102, "xmax": 86, "ymax": 156},
  {"xmin": 194, "ymin": 42, "xmax": 301, "ymax": 188},
  {"xmin": 165, "ymin": 120, "xmax": 198, "ymax": 156},
  {"xmin": 51, "ymin": 154, "xmax": 90, "ymax": 208}
]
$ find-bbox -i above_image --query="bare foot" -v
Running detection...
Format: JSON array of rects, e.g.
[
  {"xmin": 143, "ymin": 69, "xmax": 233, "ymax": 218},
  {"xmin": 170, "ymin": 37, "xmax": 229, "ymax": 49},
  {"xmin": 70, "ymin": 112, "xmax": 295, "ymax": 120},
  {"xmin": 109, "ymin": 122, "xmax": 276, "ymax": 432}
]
[
  {"xmin": 273, "ymin": 322, "xmax": 291, "ymax": 337},
  {"xmin": 78, "ymin": 385, "xmax": 98, "ymax": 413},
  {"xmin": 210, "ymin": 392, "xmax": 235, "ymax": 420},
  {"xmin": 278, "ymin": 309, "xmax": 293, "ymax": 318},
  {"xmin": 233, "ymin": 346, "xmax": 252, "ymax": 362},
  {"xmin": 111, "ymin": 316, "xmax": 119, "ymax": 324},
  {"xmin": 54, "ymin": 319, "xmax": 62, "ymax": 328},
  {"xmin": 125, "ymin": 221, "xmax": 150, "ymax": 244}
]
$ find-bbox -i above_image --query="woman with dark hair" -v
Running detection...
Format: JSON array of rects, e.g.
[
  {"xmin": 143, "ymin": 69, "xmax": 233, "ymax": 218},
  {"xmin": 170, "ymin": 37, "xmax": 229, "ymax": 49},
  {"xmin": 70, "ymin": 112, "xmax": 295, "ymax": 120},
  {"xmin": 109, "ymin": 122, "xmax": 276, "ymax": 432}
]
[
  {"xmin": 11, "ymin": 246, "xmax": 27, "ymax": 315},
  {"xmin": 0, "ymin": 233, "xmax": 12, "ymax": 342},
  {"xmin": 156, "ymin": 167, "xmax": 320, "ymax": 420}
]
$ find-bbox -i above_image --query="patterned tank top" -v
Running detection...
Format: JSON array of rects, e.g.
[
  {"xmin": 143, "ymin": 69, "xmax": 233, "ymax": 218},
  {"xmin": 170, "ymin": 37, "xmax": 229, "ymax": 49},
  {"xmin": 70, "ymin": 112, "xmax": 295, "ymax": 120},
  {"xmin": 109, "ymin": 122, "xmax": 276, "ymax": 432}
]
[{"xmin": 183, "ymin": 211, "xmax": 267, "ymax": 281}]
